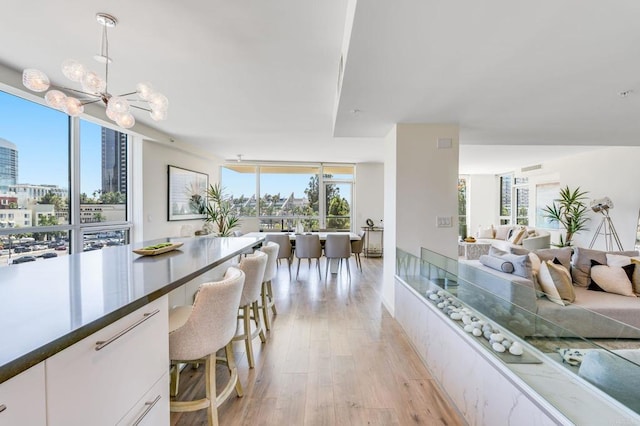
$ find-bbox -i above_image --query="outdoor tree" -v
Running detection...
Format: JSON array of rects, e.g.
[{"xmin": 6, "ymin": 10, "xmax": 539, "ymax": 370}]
[{"xmin": 40, "ymin": 191, "xmax": 66, "ymax": 212}]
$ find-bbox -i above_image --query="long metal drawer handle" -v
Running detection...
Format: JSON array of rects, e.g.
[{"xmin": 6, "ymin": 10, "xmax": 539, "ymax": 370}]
[
  {"xmin": 95, "ymin": 309, "xmax": 160, "ymax": 351},
  {"xmin": 0, "ymin": 404, "xmax": 6, "ymax": 413},
  {"xmin": 132, "ymin": 395, "xmax": 161, "ymax": 426}
]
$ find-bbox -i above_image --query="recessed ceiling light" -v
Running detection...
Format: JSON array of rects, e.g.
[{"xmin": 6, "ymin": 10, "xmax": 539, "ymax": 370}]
[
  {"xmin": 351, "ymin": 109, "xmax": 361, "ymax": 114},
  {"xmin": 619, "ymin": 90, "xmax": 634, "ymax": 97}
]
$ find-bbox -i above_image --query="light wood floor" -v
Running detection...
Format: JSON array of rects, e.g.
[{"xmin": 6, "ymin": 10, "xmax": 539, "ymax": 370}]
[{"xmin": 170, "ymin": 256, "xmax": 463, "ymax": 426}]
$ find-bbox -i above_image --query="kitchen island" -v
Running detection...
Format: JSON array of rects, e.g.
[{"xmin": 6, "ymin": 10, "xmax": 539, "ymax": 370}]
[{"xmin": 0, "ymin": 235, "xmax": 262, "ymax": 425}]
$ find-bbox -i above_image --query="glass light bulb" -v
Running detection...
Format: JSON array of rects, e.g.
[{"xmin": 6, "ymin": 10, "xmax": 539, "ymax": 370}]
[
  {"xmin": 107, "ymin": 96, "xmax": 130, "ymax": 114},
  {"xmin": 105, "ymin": 107, "xmax": 118, "ymax": 121},
  {"xmin": 44, "ymin": 90, "xmax": 67, "ymax": 109},
  {"xmin": 115, "ymin": 112, "xmax": 135, "ymax": 129},
  {"xmin": 149, "ymin": 92, "xmax": 169, "ymax": 111},
  {"xmin": 22, "ymin": 69, "xmax": 50, "ymax": 92},
  {"xmin": 136, "ymin": 82, "xmax": 154, "ymax": 100},
  {"xmin": 150, "ymin": 108, "xmax": 167, "ymax": 121},
  {"xmin": 61, "ymin": 60, "xmax": 86, "ymax": 82},
  {"xmin": 63, "ymin": 97, "xmax": 84, "ymax": 116},
  {"xmin": 81, "ymin": 71, "xmax": 106, "ymax": 94}
]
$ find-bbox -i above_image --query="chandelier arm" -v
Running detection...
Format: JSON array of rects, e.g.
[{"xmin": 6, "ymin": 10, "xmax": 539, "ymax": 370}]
[
  {"xmin": 57, "ymin": 86, "xmax": 102, "ymax": 98},
  {"xmin": 80, "ymin": 99, "xmax": 103, "ymax": 106},
  {"xmin": 129, "ymin": 104, "xmax": 152, "ymax": 112},
  {"xmin": 117, "ymin": 91, "xmax": 138, "ymax": 97}
]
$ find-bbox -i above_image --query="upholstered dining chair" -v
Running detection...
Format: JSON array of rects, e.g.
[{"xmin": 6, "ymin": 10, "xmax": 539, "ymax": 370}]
[
  {"xmin": 350, "ymin": 230, "xmax": 366, "ymax": 272},
  {"xmin": 264, "ymin": 234, "xmax": 293, "ymax": 278},
  {"xmin": 259, "ymin": 242, "xmax": 279, "ymax": 331},
  {"xmin": 169, "ymin": 267, "xmax": 245, "ymax": 426},
  {"xmin": 233, "ymin": 250, "xmax": 268, "ymax": 368},
  {"xmin": 295, "ymin": 234, "xmax": 322, "ymax": 279},
  {"xmin": 323, "ymin": 233, "xmax": 352, "ymax": 280}
]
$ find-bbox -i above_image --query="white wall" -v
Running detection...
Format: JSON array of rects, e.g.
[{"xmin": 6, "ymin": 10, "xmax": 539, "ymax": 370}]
[
  {"xmin": 141, "ymin": 141, "xmax": 222, "ymax": 241},
  {"xmin": 383, "ymin": 125, "xmax": 398, "ymax": 315},
  {"xmin": 355, "ymin": 162, "xmax": 384, "ymax": 230},
  {"xmin": 466, "ymin": 174, "xmax": 497, "ymax": 237},
  {"xmin": 521, "ymin": 147, "xmax": 640, "ymax": 250}
]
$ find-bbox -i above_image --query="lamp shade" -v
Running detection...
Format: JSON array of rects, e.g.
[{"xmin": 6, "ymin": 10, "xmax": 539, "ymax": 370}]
[{"xmin": 22, "ymin": 69, "xmax": 50, "ymax": 92}]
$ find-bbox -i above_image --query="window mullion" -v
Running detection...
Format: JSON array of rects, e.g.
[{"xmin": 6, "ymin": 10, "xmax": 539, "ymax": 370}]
[{"xmin": 70, "ymin": 116, "xmax": 82, "ymax": 253}]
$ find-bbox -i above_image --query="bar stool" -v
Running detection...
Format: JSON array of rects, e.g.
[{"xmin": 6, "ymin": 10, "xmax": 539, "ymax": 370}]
[
  {"xmin": 295, "ymin": 234, "xmax": 322, "ymax": 279},
  {"xmin": 259, "ymin": 241, "xmax": 279, "ymax": 331},
  {"xmin": 233, "ymin": 250, "xmax": 268, "ymax": 368},
  {"xmin": 264, "ymin": 234, "xmax": 292, "ymax": 278},
  {"xmin": 169, "ymin": 267, "xmax": 245, "ymax": 426},
  {"xmin": 324, "ymin": 234, "xmax": 352, "ymax": 280}
]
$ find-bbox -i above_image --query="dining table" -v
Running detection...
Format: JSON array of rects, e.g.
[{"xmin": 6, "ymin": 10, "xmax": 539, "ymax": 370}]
[{"xmin": 243, "ymin": 231, "xmax": 361, "ymax": 241}]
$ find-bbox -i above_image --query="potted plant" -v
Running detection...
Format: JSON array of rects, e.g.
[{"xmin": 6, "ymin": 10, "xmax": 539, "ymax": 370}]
[
  {"xmin": 542, "ymin": 185, "xmax": 590, "ymax": 247},
  {"xmin": 201, "ymin": 183, "xmax": 240, "ymax": 237}
]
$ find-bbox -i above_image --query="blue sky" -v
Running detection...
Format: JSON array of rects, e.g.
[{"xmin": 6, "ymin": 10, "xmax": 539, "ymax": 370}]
[{"xmin": 0, "ymin": 90, "xmax": 102, "ymax": 194}]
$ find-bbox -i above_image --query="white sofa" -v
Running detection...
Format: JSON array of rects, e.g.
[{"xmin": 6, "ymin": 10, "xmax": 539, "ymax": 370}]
[{"xmin": 476, "ymin": 225, "xmax": 551, "ymax": 251}]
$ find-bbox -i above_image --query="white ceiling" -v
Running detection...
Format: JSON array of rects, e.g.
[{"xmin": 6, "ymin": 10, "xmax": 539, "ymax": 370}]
[{"xmin": 1, "ymin": 1, "xmax": 639, "ymax": 173}]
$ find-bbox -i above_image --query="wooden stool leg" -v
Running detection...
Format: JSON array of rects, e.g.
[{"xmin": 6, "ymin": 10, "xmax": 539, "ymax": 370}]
[
  {"xmin": 268, "ymin": 281, "xmax": 277, "ymax": 315},
  {"xmin": 243, "ymin": 305, "xmax": 255, "ymax": 368},
  {"xmin": 225, "ymin": 343, "xmax": 243, "ymax": 398},
  {"xmin": 205, "ymin": 354, "xmax": 218, "ymax": 426},
  {"xmin": 262, "ymin": 282, "xmax": 272, "ymax": 331},
  {"xmin": 253, "ymin": 301, "xmax": 267, "ymax": 343},
  {"xmin": 170, "ymin": 362, "xmax": 180, "ymax": 397}
]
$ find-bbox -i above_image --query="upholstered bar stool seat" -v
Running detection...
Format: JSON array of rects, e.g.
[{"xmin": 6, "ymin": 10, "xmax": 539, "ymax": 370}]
[
  {"xmin": 259, "ymin": 241, "xmax": 279, "ymax": 331},
  {"xmin": 233, "ymin": 250, "xmax": 268, "ymax": 368},
  {"xmin": 169, "ymin": 267, "xmax": 245, "ymax": 426},
  {"xmin": 351, "ymin": 230, "xmax": 366, "ymax": 272}
]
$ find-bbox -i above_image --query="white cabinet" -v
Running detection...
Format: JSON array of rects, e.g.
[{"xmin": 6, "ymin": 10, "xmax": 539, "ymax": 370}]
[
  {"xmin": 0, "ymin": 363, "xmax": 46, "ymax": 426},
  {"xmin": 117, "ymin": 373, "xmax": 169, "ymax": 426},
  {"xmin": 46, "ymin": 296, "xmax": 169, "ymax": 426}
]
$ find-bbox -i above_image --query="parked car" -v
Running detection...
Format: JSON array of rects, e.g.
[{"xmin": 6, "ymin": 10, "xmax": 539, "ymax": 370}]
[
  {"xmin": 38, "ymin": 252, "xmax": 58, "ymax": 259},
  {"xmin": 11, "ymin": 256, "xmax": 36, "ymax": 264},
  {"xmin": 55, "ymin": 245, "xmax": 67, "ymax": 251},
  {"xmin": 14, "ymin": 246, "xmax": 32, "ymax": 253},
  {"xmin": 0, "ymin": 249, "xmax": 11, "ymax": 255}
]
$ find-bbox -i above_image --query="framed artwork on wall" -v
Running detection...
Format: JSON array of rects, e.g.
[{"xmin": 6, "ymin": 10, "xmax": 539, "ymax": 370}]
[
  {"xmin": 535, "ymin": 182, "xmax": 560, "ymax": 229},
  {"xmin": 168, "ymin": 165, "xmax": 208, "ymax": 221}
]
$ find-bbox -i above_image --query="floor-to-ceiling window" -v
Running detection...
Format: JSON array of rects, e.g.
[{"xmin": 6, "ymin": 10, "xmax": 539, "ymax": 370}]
[
  {"xmin": 221, "ymin": 163, "xmax": 355, "ymax": 231},
  {"xmin": 0, "ymin": 90, "xmax": 131, "ymax": 266},
  {"xmin": 499, "ymin": 173, "xmax": 512, "ymax": 225},
  {"xmin": 458, "ymin": 176, "xmax": 468, "ymax": 239}
]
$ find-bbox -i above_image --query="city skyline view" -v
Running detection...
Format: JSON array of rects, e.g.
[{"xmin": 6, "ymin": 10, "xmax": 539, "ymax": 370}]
[{"xmin": 0, "ymin": 90, "xmax": 102, "ymax": 195}]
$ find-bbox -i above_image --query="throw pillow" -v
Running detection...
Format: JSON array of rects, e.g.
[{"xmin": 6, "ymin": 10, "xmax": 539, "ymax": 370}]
[
  {"xmin": 528, "ymin": 253, "xmax": 543, "ymax": 297},
  {"xmin": 477, "ymin": 226, "xmax": 495, "ymax": 239},
  {"xmin": 479, "ymin": 254, "xmax": 514, "ymax": 273},
  {"xmin": 571, "ymin": 247, "xmax": 639, "ymax": 288},
  {"xmin": 489, "ymin": 245, "xmax": 532, "ymax": 279},
  {"xmin": 589, "ymin": 260, "xmax": 636, "ymax": 297},
  {"xmin": 606, "ymin": 254, "xmax": 640, "ymax": 295},
  {"xmin": 508, "ymin": 227, "xmax": 527, "ymax": 245},
  {"xmin": 537, "ymin": 261, "xmax": 573, "ymax": 306},
  {"xmin": 494, "ymin": 226, "xmax": 512, "ymax": 241}
]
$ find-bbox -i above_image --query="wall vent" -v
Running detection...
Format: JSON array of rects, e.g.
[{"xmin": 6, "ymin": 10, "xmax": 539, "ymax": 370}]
[{"xmin": 521, "ymin": 164, "xmax": 542, "ymax": 172}]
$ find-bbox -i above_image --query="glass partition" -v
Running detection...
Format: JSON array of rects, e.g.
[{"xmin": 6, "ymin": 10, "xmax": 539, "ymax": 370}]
[{"xmin": 397, "ymin": 248, "xmax": 640, "ymax": 418}]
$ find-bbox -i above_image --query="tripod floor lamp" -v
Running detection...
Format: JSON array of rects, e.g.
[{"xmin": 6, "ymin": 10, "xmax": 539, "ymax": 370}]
[{"xmin": 589, "ymin": 197, "xmax": 623, "ymax": 251}]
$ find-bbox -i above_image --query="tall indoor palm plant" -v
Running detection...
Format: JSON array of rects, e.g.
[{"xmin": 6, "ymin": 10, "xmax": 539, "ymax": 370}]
[
  {"xmin": 542, "ymin": 185, "xmax": 590, "ymax": 247},
  {"xmin": 202, "ymin": 183, "xmax": 240, "ymax": 237}
]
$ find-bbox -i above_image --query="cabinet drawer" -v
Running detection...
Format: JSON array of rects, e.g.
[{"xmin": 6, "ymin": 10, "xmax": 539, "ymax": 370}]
[
  {"xmin": 46, "ymin": 296, "xmax": 169, "ymax": 426},
  {"xmin": 117, "ymin": 372, "xmax": 169, "ymax": 426},
  {"xmin": 0, "ymin": 363, "xmax": 46, "ymax": 426}
]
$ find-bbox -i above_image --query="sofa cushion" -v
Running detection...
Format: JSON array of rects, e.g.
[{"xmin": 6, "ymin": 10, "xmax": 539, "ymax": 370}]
[
  {"xmin": 490, "ymin": 246, "xmax": 532, "ymax": 279},
  {"xmin": 589, "ymin": 261, "xmax": 636, "ymax": 297},
  {"xmin": 477, "ymin": 226, "xmax": 495, "ymax": 239},
  {"xmin": 533, "ymin": 247, "xmax": 572, "ymax": 272},
  {"xmin": 479, "ymin": 254, "xmax": 514, "ymax": 273},
  {"xmin": 538, "ymin": 260, "xmax": 575, "ymax": 306},
  {"xmin": 571, "ymin": 247, "xmax": 639, "ymax": 287}
]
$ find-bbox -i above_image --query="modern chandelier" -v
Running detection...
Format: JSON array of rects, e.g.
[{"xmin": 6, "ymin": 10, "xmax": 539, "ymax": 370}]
[{"xmin": 21, "ymin": 13, "xmax": 168, "ymax": 129}]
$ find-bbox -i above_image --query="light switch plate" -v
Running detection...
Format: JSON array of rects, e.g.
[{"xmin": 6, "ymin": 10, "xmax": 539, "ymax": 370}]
[{"xmin": 436, "ymin": 216, "xmax": 452, "ymax": 227}]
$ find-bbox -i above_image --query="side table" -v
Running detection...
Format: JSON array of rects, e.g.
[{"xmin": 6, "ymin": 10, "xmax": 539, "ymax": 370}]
[{"xmin": 458, "ymin": 242, "xmax": 491, "ymax": 260}]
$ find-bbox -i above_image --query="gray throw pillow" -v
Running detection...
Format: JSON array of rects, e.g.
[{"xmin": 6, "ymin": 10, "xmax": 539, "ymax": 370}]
[
  {"xmin": 572, "ymin": 247, "xmax": 639, "ymax": 287},
  {"xmin": 489, "ymin": 246, "xmax": 532, "ymax": 279},
  {"xmin": 534, "ymin": 247, "xmax": 573, "ymax": 271}
]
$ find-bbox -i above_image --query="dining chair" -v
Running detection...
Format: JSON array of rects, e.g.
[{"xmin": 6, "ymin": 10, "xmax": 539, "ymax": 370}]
[
  {"xmin": 232, "ymin": 230, "xmax": 253, "ymax": 260},
  {"xmin": 169, "ymin": 267, "xmax": 245, "ymax": 426},
  {"xmin": 233, "ymin": 250, "xmax": 268, "ymax": 368},
  {"xmin": 295, "ymin": 234, "xmax": 322, "ymax": 279},
  {"xmin": 264, "ymin": 234, "xmax": 293, "ymax": 279},
  {"xmin": 259, "ymin": 242, "xmax": 279, "ymax": 331},
  {"xmin": 323, "ymin": 234, "xmax": 352, "ymax": 280},
  {"xmin": 351, "ymin": 230, "xmax": 366, "ymax": 272}
]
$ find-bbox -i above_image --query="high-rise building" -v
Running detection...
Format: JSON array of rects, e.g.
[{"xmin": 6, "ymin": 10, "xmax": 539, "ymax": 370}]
[
  {"xmin": 0, "ymin": 138, "xmax": 18, "ymax": 192},
  {"xmin": 101, "ymin": 128, "xmax": 127, "ymax": 194}
]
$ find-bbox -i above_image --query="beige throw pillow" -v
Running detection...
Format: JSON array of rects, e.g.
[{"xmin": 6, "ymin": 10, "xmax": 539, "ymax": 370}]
[
  {"xmin": 477, "ymin": 226, "xmax": 495, "ymax": 239},
  {"xmin": 606, "ymin": 253, "xmax": 640, "ymax": 294},
  {"xmin": 538, "ymin": 260, "xmax": 575, "ymax": 306},
  {"xmin": 495, "ymin": 226, "xmax": 512, "ymax": 241},
  {"xmin": 508, "ymin": 227, "xmax": 527, "ymax": 245},
  {"xmin": 590, "ymin": 265, "xmax": 636, "ymax": 297}
]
